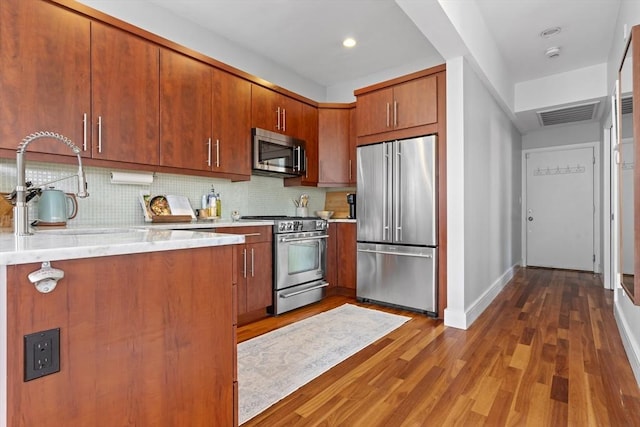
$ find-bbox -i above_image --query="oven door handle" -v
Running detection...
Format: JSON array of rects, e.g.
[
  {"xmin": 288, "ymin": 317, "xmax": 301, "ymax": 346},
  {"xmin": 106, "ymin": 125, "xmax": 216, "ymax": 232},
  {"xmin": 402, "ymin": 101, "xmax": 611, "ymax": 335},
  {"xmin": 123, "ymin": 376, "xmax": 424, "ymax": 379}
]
[
  {"xmin": 279, "ymin": 282, "xmax": 329, "ymax": 298},
  {"xmin": 278, "ymin": 234, "xmax": 328, "ymax": 243}
]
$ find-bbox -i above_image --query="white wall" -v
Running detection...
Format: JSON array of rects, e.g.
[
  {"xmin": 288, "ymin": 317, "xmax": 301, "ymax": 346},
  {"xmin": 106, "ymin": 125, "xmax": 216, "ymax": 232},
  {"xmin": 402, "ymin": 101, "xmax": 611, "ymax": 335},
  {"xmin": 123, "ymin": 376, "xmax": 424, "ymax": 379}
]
[
  {"xmin": 445, "ymin": 57, "xmax": 522, "ymax": 329},
  {"xmin": 522, "ymin": 122, "xmax": 601, "ymax": 150}
]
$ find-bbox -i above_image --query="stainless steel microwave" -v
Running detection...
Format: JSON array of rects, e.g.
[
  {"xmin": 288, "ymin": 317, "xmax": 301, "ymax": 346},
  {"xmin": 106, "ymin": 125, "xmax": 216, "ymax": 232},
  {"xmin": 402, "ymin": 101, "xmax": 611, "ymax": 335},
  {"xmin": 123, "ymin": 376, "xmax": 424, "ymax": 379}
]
[{"xmin": 252, "ymin": 128, "xmax": 306, "ymax": 177}]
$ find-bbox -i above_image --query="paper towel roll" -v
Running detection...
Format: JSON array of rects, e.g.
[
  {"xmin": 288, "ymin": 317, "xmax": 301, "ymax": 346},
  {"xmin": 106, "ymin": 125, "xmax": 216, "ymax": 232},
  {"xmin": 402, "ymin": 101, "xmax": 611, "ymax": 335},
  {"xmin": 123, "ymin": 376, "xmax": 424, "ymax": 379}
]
[{"xmin": 110, "ymin": 171, "xmax": 154, "ymax": 185}]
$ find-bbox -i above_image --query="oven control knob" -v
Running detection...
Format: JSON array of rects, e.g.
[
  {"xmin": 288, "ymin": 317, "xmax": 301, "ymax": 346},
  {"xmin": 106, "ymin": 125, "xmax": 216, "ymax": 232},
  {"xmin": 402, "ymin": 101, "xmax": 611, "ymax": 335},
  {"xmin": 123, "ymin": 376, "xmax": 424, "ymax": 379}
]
[
  {"xmin": 286, "ymin": 222, "xmax": 293, "ymax": 231},
  {"xmin": 278, "ymin": 223, "xmax": 286, "ymax": 231}
]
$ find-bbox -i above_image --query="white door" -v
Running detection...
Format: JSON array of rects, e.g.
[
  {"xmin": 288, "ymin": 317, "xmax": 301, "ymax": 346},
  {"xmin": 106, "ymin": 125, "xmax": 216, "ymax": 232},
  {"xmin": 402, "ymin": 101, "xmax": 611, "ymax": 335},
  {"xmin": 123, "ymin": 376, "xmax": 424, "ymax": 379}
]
[{"xmin": 525, "ymin": 147, "xmax": 594, "ymax": 271}]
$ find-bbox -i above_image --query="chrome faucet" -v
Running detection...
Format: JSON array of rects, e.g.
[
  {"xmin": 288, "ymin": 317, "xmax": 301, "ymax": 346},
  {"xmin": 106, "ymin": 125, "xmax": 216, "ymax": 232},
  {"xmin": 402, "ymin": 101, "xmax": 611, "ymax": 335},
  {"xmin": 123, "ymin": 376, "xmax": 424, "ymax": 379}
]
[{"xmin": 15, "ymin": 131, "xmax": 89, "ymax": 236}]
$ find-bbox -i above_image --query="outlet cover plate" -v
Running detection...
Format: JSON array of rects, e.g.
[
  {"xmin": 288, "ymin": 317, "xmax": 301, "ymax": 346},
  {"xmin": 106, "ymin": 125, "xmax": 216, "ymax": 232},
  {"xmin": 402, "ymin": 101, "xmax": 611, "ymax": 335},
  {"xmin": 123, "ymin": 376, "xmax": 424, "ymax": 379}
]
[{"xmin": 24, "ymin": 328, "xmax": 60, "ymax": 381}]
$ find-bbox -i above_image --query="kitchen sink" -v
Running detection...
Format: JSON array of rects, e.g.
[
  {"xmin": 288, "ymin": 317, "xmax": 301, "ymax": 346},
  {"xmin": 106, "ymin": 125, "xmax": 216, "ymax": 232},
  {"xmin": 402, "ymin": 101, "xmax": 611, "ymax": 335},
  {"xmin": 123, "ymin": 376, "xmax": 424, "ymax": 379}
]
[{"xmin": 33, "ymin": 227, "xmax": 144, "ymax": 236}]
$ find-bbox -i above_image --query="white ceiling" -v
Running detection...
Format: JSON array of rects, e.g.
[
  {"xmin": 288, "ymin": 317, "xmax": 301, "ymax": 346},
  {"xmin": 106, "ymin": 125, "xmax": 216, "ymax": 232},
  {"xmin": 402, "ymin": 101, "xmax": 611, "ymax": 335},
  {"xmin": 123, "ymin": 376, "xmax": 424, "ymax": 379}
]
[{"xmin": 133, "ymin": 0, "xmax": 621, "ymax": 131}]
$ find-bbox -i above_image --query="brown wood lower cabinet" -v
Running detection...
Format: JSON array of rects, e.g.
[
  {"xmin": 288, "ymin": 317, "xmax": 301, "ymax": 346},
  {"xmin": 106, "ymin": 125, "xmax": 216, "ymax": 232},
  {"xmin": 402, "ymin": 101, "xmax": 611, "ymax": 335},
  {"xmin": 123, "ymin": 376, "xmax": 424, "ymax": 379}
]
[
  {"xmin": 326, "ymin": 221, "xmax": 356, "ymax": 296},
  {"xmin": 217, "ymin": 226, "xmax": 273, "ymax": 324},
  {"xmin": 6, "ymin": 246, "xmax": 235, "ymax": 427}
]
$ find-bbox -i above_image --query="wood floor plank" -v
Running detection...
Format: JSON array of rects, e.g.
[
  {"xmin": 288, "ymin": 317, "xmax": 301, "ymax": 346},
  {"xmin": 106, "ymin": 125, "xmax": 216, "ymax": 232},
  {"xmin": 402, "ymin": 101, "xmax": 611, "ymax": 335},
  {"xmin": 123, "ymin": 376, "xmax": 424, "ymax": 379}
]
[{"xmin": 238, "ymin": 268, "xmax": 640, "ymax": 426}]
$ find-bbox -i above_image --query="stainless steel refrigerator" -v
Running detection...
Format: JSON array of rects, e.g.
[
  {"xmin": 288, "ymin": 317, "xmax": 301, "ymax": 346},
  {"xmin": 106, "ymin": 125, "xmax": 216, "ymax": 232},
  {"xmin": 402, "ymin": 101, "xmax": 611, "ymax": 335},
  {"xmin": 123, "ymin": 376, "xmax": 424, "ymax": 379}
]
[{"xmin": 356, "ymin": 135, "xmax": 437, "ymax": 316}]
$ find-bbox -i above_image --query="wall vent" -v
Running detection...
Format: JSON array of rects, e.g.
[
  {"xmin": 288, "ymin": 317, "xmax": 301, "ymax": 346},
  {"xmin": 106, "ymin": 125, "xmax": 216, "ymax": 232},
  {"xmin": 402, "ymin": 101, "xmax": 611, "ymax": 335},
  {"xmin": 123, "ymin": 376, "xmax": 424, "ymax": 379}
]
[
  {"xmin": 537, "ymin": 101, "xmax": 599, "ymax": 127},
  {"xmin": 621, "ymin": 96, "xmax": 633, "ymax": 115}
]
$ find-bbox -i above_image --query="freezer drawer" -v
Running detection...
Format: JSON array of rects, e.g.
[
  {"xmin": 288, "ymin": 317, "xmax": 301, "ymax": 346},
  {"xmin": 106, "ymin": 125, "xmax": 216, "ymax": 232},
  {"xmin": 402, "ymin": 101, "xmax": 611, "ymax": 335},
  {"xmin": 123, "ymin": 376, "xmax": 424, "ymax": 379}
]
[{"xmin": 356, "ymin": 243, "xmax": 437, "ymax": 315}]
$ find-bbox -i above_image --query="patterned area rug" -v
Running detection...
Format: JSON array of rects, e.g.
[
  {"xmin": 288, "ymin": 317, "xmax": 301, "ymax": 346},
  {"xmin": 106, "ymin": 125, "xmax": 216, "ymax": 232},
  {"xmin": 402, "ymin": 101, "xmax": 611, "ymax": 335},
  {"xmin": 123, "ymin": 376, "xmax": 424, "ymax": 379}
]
[{"xmin": 237, "ymin": 303, "xmax": 411, "ymax": 424}]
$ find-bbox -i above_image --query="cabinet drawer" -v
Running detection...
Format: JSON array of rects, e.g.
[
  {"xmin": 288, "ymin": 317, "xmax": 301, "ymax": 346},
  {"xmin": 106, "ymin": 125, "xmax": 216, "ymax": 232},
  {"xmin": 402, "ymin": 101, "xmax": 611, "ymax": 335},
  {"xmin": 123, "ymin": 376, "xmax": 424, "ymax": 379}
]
[{"xmin": 216, "ymin": 225, "xmax": 272, "ymax": 243}]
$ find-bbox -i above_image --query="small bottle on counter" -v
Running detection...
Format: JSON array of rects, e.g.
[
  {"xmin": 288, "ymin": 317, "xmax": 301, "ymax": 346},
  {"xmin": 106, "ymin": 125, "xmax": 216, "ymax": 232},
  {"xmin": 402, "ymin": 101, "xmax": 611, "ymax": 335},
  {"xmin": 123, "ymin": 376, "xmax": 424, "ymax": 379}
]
[
  {"xmin": 207, "ymin": 187, "xmax": 218, "ymax": 218},
  {"xmin": 215, "ymin": 190, "xmax": 222, "ymax": 218}
]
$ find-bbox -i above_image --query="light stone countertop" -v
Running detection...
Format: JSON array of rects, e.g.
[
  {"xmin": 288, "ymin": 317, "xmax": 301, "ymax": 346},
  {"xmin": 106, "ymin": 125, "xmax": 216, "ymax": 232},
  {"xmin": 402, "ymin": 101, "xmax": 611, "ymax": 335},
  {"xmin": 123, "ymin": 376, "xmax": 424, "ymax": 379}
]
[
  {"xmin": 328, "ymin": 218, "xmax": 356, "ymax": 223},
  {"xmin": 0, "ymin": 219, "xmax": 275, "ymax": 265}
]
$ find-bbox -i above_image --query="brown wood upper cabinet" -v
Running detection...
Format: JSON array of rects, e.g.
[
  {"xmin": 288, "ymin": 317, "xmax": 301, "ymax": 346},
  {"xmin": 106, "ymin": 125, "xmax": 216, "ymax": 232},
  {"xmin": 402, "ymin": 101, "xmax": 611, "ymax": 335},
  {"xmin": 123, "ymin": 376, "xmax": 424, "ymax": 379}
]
[
  {"xmin": 251, "ymin": 84, "xmax": 302, "ymax": 137},
  {"xmin": 0, "ymin": 0, "xmax": 91, "ymax": 157},
  {"xmin": 318, "ymin": 107, "xmax": 351, "ymax": 186},
  {"xmin": 159, "ymin": 52, "xmax": 251, "ymax": 176},
  {"xmin": 160, "ymin": 49, "xmax": 212, "ymax": 170},
  {"xmin": 356, "ymin": 74, "xmax": 438, "ymax": 138},
  {"xmin": 91, "ymin": 22, "xmax": 160, "ymax": 165},
  {"xmin": 212, "ymin": 69, "xmax": 252, "ymax": 176},
  {"xmin": 284, "ymin": 103, "xmax": 319, "ymax": 187}
]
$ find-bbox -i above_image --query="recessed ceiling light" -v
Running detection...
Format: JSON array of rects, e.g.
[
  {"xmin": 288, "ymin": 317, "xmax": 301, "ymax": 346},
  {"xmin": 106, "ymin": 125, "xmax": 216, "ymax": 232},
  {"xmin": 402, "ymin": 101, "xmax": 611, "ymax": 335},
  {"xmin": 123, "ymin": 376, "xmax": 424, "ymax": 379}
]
[
  {"xmin": 545, "ymin": 46, "xmax": 561, "ymax": 58},
  {"xmin": 540, "ymin": 26, "xmax": 561, "ymax": 38},
  {"xmin": 343, "ymin": 38, "xmax": 356, "ymax": 48}
]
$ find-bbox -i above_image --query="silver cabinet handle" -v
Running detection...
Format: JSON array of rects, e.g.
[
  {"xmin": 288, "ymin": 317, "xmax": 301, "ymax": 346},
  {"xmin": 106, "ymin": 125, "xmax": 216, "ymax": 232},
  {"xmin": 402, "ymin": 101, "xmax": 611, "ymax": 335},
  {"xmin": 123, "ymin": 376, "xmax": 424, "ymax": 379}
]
[
  {"xmin": 97, "ymin": 116, "xmax": 103, "ymax": 153},
  {"xmin": 276, "ymin": 106, "xmax": 281, "ymax": 130},
  {"xmin": 282, "ymin": 108, "xmax": 286, "ymax": 132},
  {"xmin": 386, "ymin": 102, "xmax": 390, "ymax": 128},
  {"xmin": 242, "ymin": 248, "xmax": 247, "ymax": 278},
  {"xmin": 349, "ymin": 159, "xmax": 352, "ymax": 181},
  {"xmin": 357, "ymin": 248, "xmax": 433, "ymax": 258},
  {"xmin": 279, "ymin": 234, "xmax": 328, "ymax": 243},
  {"xmin": 206, "ymin": 138, "xmax": 212, "ymax": 167},
  {"xmin": 280, "ymin": 282, "xmax": 329, "ymax": 298},
  {"xmin": 251, "ymin": 248, "xmax": 255, "ymax": 277},
  {"xmin": 393, "ymin": 100, "xmax": 398, "ymax": 127},
  {"xmin": 82, "ymin": 113, "xmax": 87, "ymax": 152},
  {"xmin": 215, "ymin": 139, "xmax": 220, "ymax": 168},
  {"xmin": 305, "ymin": 155, "xmax": 308, "ymax": 178},
  {"xmin": 243, "ymin": 233, "xmax": 262, "ymax": 237}
]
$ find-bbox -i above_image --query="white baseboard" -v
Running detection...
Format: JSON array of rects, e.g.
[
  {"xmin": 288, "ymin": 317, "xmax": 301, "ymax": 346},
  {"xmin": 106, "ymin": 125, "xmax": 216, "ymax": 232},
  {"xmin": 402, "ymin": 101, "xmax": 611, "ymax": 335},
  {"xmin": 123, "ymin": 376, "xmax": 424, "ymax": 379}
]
[
  {"xmin": 614, "ymin": 296, "xmax": 640, "ymax": 387},
  {"xmin": 444, "ymin": 263, "xmax": 518, "ymax": 330}
]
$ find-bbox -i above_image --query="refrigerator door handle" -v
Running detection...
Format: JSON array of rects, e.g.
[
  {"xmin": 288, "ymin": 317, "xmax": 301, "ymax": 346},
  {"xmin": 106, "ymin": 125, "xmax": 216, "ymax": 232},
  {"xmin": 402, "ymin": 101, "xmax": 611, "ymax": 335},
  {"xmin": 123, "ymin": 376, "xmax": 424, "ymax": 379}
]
[
  {"xmin": 382, "ymin": 142, "xmax": 390, "ymax": 240},
  {"xmin": 394, "ymin": 140, "xmax": 402, "ymax": 242},
  {"xmin": 357, "ymin": 248, "xmax": 433, "ymax": 258}
]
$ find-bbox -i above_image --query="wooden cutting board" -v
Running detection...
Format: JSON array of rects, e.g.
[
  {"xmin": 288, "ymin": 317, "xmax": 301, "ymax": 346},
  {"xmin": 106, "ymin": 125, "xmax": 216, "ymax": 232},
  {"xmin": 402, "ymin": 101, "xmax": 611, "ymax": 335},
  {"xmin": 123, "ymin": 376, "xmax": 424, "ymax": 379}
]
[{"xmin": 324, "ymin": 191, "xmax": 352, "ymax": 219}]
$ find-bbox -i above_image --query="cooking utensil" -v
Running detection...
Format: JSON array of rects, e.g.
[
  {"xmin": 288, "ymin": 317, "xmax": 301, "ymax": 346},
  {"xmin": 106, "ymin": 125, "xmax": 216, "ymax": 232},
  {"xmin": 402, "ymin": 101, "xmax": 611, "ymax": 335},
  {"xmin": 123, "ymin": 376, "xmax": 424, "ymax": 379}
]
[{"xmin": 293, "ymin": 199, "xmax": 300, "ymax": 207}]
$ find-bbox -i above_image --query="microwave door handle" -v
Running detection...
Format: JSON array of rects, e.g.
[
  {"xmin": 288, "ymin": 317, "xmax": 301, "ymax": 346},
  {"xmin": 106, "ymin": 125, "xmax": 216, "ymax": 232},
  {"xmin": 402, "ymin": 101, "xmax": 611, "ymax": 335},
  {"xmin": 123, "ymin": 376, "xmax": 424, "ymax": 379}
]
[{"xmin": 294, "ymin": 146, "xmax": 302, "ymax": 172}]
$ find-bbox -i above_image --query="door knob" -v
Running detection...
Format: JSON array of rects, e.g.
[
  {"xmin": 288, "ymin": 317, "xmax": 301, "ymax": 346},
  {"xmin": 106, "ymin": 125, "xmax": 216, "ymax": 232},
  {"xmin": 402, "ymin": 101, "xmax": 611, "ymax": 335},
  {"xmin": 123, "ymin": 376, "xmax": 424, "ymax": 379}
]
[{"xmin": 528, "ymin": 216, "xmax": 534, "ymax": 221}]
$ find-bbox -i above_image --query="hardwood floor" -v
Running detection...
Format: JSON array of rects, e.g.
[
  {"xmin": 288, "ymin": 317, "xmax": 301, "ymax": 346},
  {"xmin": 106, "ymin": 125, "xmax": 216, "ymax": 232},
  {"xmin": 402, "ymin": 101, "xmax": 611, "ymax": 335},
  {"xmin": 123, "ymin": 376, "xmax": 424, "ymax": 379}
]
[{"xmin": 237, "ymin": 268, "xmax": 640, "ymax": 426}]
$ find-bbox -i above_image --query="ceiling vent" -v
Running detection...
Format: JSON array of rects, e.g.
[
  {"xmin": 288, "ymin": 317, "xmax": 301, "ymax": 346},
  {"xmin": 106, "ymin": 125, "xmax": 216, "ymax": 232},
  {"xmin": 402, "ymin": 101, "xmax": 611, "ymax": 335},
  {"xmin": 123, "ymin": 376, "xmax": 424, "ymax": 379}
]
[
  {"xmin": 537, "ymin": 101, "xmax": 599, "ymax": 127},
  {"xmin": 621, "ymin": 96, "xmax": 633, "ymax": 115}
]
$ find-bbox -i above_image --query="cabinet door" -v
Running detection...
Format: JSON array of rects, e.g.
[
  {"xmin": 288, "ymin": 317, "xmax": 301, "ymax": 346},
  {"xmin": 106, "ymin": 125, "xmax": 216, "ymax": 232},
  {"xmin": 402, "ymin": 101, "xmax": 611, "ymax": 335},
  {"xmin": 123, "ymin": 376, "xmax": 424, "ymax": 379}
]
[
  {"xmin": 356, "ymin": 87, "xmax": 393, "ymax": 137},
  {"xmin": 349, "ymin": 106, "xmax": 357, "ymax": 185},
  {"xmin": 326, "ymin": 222, "xmax": 338, "ymax": 290},
  {"xmin": 318, "ymin": 108, "xmax": 350, "ymax": 185},
  {"xmin": 213, "ymin": 69, "xmax": 251, "ymax": 176},
  {"xmin": 234, "ymin": 245, "xmax": 248, "ymax": 315},
  {"xmin": 251, "ymin": 84, "xmax": 302, "ymax": 137},
  {"xmin": 91, "ymin": 22, "xmax": 159, "ymax": 165},
  {"xmin": 0, "ymin": 0, "xmax": 91, "ymax": 156},
  {"xmin": 300, "ymin": 103, "xmax": 319, "ymax": 184},
  {"xmin": 394, "ymin": 75, "xmax": 438, "ymax": 130},
  {"xmin": 281, "ymin": 94, "xmax": 302, "ymax": 137},
  {"xmin": 160, "ymin": 49, "xmax": 212, "ymax": 170},
  {"xmin": 246, "ymin": 241, "xmax": 273, "ymax": 312},
  {"xmin": 251, "ymin": 84, "xmax": 281, "ymax": 133},
  {"xmin": 337, "ymin": 222, "xmax": 357, "ymax": 289}
]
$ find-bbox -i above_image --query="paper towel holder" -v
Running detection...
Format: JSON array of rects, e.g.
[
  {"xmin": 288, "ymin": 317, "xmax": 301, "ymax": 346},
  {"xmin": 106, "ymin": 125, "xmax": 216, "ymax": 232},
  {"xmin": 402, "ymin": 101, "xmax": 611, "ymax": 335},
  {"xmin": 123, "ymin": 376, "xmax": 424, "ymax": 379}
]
[{"xmin": 110, "ymin": 171, "xmax": 154, "ymax": 185}]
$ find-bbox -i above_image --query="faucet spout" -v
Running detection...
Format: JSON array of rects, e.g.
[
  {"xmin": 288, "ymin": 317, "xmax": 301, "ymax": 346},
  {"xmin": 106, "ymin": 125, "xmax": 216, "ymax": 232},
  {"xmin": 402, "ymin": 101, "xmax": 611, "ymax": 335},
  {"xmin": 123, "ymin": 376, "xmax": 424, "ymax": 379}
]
[{"xmin": 15, "ymin": 131, "xmax": 89, "ymax": 236}]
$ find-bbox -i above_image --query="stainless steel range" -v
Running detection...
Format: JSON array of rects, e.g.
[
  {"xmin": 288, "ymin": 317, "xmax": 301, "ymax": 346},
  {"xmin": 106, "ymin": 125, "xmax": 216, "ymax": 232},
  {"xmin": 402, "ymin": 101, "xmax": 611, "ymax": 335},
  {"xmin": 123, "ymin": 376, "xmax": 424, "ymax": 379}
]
[{"xmin": 242, "ymin": 216, "xmax": 328, "ymax": 314}]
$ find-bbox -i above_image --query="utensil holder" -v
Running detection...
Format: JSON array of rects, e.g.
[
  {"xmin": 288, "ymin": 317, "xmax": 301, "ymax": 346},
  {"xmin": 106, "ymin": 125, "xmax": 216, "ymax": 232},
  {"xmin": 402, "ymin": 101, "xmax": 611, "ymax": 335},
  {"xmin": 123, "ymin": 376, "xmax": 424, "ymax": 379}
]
[{"xmin": 296, "ymin": 207, "xmax": 309, "ymax": 217}]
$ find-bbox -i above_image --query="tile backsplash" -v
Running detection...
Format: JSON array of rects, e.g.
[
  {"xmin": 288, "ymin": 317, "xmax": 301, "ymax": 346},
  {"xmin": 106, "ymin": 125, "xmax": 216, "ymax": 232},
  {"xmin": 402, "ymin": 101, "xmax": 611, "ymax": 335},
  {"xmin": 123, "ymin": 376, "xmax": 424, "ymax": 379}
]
[{"xmin": 0, "ymin": 159, "xmax": 347, "ymax": 226}]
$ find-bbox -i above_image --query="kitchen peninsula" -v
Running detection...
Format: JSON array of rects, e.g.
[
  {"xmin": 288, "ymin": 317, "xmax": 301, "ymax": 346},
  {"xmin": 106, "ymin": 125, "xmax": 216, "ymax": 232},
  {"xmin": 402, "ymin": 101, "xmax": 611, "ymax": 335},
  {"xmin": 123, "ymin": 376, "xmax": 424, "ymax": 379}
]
[{"xmin": 0, "ymin": 226, "xmax": 247, "ymax": 427}]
